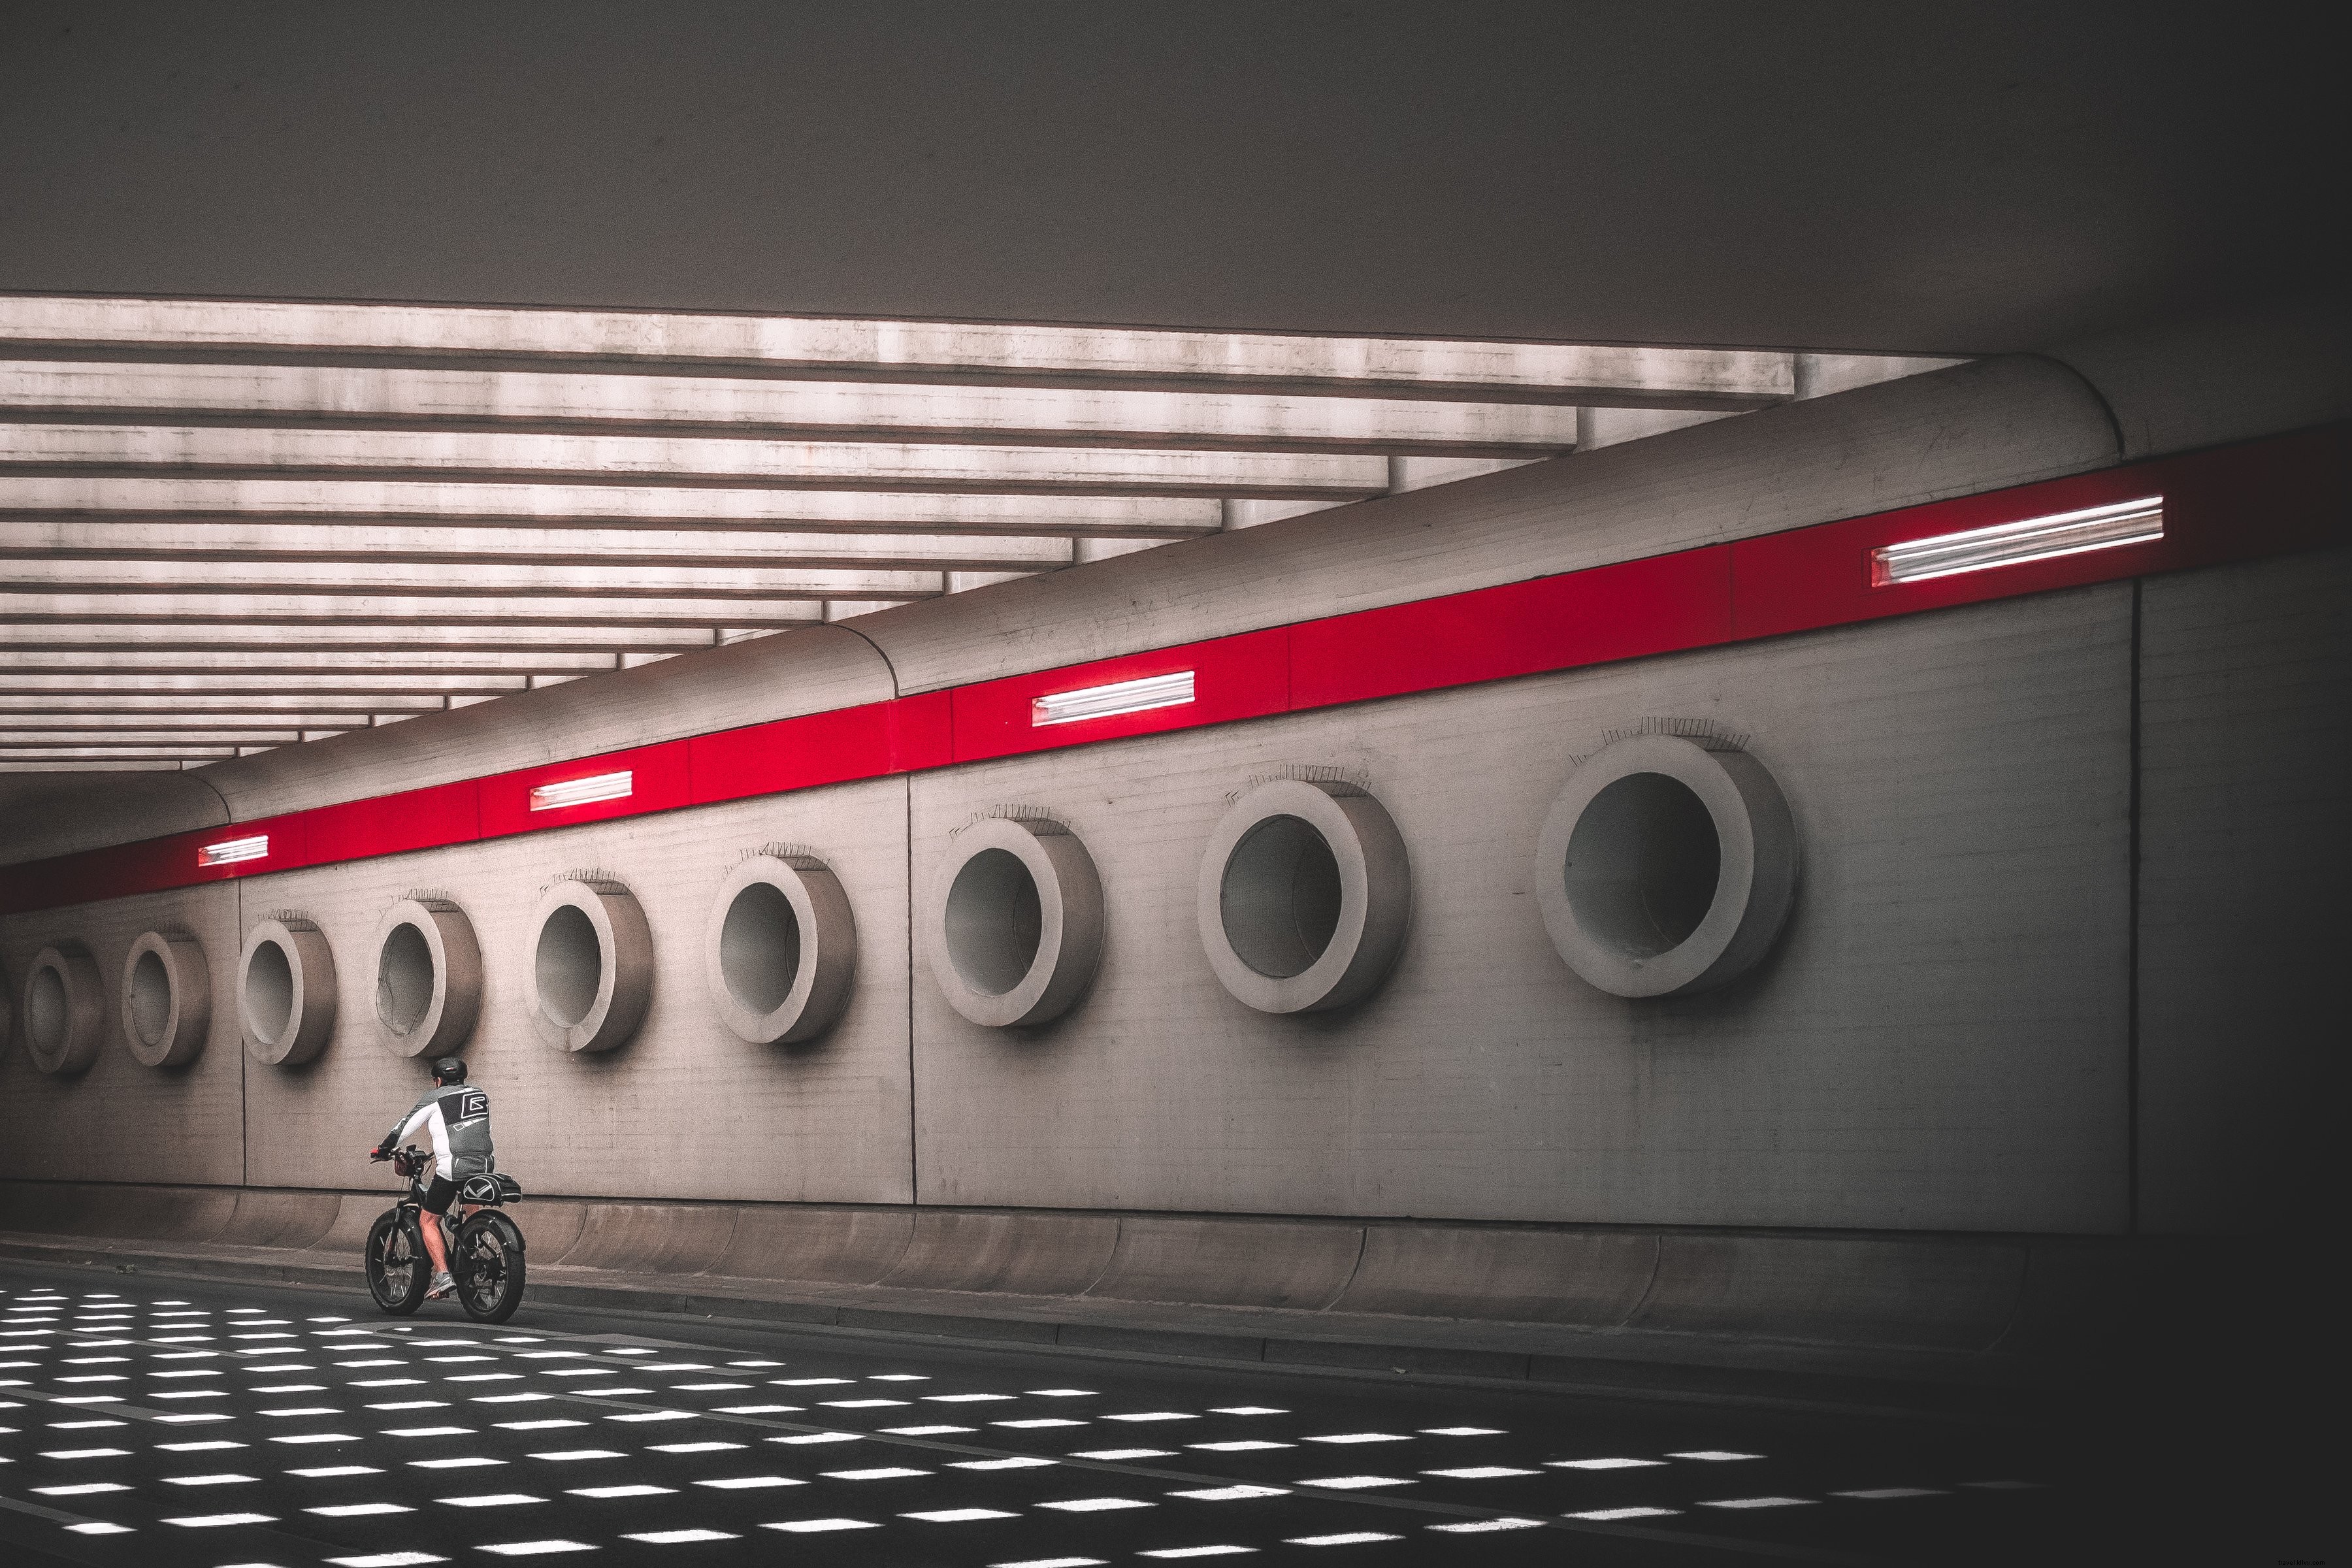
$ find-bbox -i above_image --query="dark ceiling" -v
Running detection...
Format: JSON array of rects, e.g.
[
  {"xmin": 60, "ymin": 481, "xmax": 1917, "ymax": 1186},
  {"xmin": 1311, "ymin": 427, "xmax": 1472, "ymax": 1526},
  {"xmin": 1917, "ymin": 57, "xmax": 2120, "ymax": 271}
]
[{"xmin": 1, "ymin": 2, "xmax": 2343, "ymax": 354}]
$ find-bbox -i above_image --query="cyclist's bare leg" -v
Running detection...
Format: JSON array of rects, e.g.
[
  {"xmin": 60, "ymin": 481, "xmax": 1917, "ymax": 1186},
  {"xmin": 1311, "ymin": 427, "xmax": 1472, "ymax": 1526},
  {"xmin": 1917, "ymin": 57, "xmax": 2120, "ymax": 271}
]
[{"xmin": 421, "ymin": 1213, "xmax": 451, "ymax": 1276}]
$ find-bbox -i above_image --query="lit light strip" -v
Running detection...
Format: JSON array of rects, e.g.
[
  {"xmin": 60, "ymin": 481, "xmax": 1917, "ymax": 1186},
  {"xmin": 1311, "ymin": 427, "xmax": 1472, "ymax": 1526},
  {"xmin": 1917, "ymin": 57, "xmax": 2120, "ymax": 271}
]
[
  {"xmin": 1872, "ymin": 497, "xmax": 2164, "ymax": 585},
  {"xmin": 527, "ymin": 770, "xmax": 633, "ymax": 811},
  {"xmin": 1032, "ymin": 670, "xmax": 1196, "ymax": 727},
  {"xmin": 196, "ymin": 834, "xmax": 269, "ymax": 867}
]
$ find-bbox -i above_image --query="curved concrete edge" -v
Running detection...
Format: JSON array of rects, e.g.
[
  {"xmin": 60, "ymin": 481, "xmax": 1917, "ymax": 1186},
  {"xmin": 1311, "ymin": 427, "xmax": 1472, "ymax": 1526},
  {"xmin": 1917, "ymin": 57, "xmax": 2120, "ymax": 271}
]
[
  {"xmin": 201, "ymin": 623, "xmax": 898, "ymax": 823},
  {"xmin": 512, "ymin": 1198, "xmax": 591, "ymax": 1263},
  {"xmin": 0, "ymin": 770, "xmax": 231, "ymax": 870},
  {"xmin": 857, "ymin": 353, "xmax": 2121, "ymax": 693},
  {"xmin": 709, "ymin": 1205, "xmax": 914, "ymax": 1284},
  {"xmin": 881, "ymin": 1209, "xmax": 1120, "ymax": 1297},
  {"xmin": 214, "ymin": 1189, "xmax": 345, "ymax": 1250},
  {"xmin": 2044, "ymin": 285, "xmax": 2352, "ymax": 463},
  {"xmin": 0, "ymin": 1182, "xmax": 239, "ymax": 1245},
  {"xmin": 549, "ymin": 1201, "xmax": 741, "ymax": 1276},
  {"xmin": 1086, "ymin": 1216, "xmax": 1365, "ymax": 1311},
  {"xmin": 1332, "ymin": 1224, "xmax": 1660, "ymax": 1326},
  {"xmin": 1625, "ymin": 1234, "xmax": 2028, "ymax": 1352},
  {"xmin": 302, "ymin": 1193, "xmax": 397, "ymax": 1258}
]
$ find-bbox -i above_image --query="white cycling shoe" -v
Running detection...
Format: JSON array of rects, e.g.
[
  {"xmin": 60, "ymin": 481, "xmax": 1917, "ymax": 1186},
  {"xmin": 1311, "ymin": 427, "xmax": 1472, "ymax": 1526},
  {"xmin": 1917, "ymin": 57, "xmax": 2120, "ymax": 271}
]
[{"xmin": 427, "ymin": 1271, "xmax": 456, "ymax": 1300}]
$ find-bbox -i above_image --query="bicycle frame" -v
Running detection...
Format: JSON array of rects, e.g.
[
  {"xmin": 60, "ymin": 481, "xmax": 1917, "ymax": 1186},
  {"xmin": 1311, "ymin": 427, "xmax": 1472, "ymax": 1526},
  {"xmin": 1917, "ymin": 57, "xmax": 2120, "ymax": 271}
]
[{"xmin": 374, "ymin": 1145, "xmax": 529, "ymax": 1323}]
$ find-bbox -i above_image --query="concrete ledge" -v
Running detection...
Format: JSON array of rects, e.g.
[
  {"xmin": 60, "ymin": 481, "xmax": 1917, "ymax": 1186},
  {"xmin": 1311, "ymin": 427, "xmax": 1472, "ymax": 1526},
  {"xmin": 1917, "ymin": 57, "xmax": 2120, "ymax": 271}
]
[
  {"xmin": 881, "ymin": 1209, "xmax": 1117, "ymax": 1296},
  {"xmin": 1331, "ymin": 1224, "xmax": 1658, "ymax": 1325},
  {"xmin": 710, "ymin": 1203, "xmax": 912, "ymax": 1283},
  {"xmin": 216, "ymin": 1189, "xmax": 343, "ymax": 1250},
  {"xmin": 1088, "ymin": 1216, "xmax": 1365, "ymax": 1311},
  {"xmin": 1629, "ymin": 1234, "xmax": 2029, "ymax": 1351}
]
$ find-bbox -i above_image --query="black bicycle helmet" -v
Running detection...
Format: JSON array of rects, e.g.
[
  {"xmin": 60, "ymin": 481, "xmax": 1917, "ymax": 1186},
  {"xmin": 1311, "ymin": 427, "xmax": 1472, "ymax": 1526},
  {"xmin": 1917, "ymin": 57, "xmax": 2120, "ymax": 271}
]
[{"xmin": 432, "ymin": 1056, "xmax": 467, "ymax": 1083}]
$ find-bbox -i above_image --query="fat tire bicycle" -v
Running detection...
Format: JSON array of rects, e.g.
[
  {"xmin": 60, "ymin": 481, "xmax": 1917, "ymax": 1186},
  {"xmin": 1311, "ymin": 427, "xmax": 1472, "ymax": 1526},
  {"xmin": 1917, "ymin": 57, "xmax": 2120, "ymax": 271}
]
[{"xmin": 365, "ymin": 1146, "xmax": 529, "ymax": 1323}]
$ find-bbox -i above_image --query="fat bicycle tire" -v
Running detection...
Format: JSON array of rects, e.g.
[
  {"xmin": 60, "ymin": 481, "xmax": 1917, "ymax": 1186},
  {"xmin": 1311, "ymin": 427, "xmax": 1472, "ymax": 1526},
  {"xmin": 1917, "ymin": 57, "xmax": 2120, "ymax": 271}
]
[
  {"xmin": 454, "ymin": 1210, "xmax": 526, "ymax": 1324},
  {"xmin": 364, "ymin": 1209, "xmax": 430, "ymax": 1315}
]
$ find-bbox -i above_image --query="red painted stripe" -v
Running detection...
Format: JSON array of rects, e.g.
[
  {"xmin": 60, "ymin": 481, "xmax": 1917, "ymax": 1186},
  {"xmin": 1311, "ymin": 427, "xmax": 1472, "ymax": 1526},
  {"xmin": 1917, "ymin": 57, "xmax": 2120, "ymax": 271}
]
[
  {"xmin": 1730, "ymin": 424, "xmax": 2349, "ymax": 640},
  {"xmin": 691, "ymin": 694, "xmax": 947, "ymax": 806},
  {"xmin": 292, "ymin": 779, "xmax": 479, "ymax": 869},
  {"xmin": 1290, "ymin": 546, "xmax": 1736, "ymax": 709},
  {"xmin": 476, "ymin": 741, "xmax": 692, "ymax": 840},
  {"xmin": 2, "ymin": 423, "xmax": 2343, "ymax": 917},
  {"xmin": 951, "ymin": 628, "xmax": 1290, "ymax": 763}
]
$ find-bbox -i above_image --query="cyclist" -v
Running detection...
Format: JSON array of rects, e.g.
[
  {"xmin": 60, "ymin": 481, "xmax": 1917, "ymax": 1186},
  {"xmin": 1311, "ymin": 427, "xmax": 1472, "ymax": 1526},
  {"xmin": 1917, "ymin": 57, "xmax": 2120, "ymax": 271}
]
[{"xmin": 370, "ymin": 1056, "xmax": 495, "ymax": 1301}]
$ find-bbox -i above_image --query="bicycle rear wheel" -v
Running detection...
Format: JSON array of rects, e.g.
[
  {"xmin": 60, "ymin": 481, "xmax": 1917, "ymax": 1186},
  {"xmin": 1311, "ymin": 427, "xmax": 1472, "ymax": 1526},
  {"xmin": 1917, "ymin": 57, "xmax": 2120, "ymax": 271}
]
[
  {"xmin": 453, "ymin": 1210, "xmax": 526, "ymax": 1323},
  {"xmin": 364, "ymin": 1209, "xmax": 429, "ymax": 1315}
]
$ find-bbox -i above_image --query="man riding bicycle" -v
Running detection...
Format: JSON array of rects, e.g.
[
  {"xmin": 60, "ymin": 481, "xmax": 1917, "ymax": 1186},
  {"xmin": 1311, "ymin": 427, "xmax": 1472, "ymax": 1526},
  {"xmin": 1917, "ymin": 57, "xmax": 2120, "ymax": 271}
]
[{"xmin": 371, "ymin": 1056, "xmax": 495, "ymax": 1301}]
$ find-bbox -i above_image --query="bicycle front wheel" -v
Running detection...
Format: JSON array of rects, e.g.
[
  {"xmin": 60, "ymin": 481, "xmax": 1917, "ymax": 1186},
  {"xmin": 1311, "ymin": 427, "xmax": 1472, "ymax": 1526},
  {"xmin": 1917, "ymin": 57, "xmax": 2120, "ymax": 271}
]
[
  {"xmin": 364, "ymin": 1209, "xmax": 429, "ymax": 1315},
  {"xmin": 453, "ymin": 1210, "xmax": 527, "ymax": 1324}
]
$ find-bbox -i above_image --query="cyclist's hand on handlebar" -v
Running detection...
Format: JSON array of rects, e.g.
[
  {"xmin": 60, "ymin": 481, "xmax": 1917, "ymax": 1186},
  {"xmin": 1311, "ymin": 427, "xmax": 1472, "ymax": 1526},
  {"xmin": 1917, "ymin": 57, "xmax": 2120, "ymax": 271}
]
[{"xmin": 368, "ymin": 1147, "xmax": 390, "ymax": 1162}]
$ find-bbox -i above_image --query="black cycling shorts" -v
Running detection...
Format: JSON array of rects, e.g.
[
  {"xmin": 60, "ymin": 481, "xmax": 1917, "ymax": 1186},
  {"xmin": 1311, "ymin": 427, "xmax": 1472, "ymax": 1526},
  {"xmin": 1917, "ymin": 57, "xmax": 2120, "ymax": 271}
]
[{"xmin": 421, "ymin": 1176, "xmax": 459, "ymax": 1216}]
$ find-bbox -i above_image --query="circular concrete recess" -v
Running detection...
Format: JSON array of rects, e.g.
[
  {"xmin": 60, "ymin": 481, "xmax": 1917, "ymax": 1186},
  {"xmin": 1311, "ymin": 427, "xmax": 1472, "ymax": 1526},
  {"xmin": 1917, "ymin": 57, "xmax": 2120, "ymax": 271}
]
[
  {"xmin": 925, "ymin": 816, "xmax": 1103, "ymax": 1028},
  {"xmin": 373, "ymin": 898, "xmax": 483, "ymax": 1059},
  {"xmin": 1533, "ymin": 732, "xmax": 1799, "ymax": 998},
  {"xmin": 704, "ymin": 854, "xmax": 857, "ymax": 1045},
  {"xmin": 120, "ymin": 930, "xmax": 210, "ymax": 1068},
  {"xmin": 22, "ymin": 943, "xmax": 105, "ymax": 1075},
  {"xmin": 238, "ymin": 917, "xmax": 338, "ymax": 1066},
  {"xmin": 525, "ymin": 879, "xmax": 653, "ymax": 1054},
  {"xmin": 1197, "ymin": 777, "xmax": 1413, "ymax": 1014}
]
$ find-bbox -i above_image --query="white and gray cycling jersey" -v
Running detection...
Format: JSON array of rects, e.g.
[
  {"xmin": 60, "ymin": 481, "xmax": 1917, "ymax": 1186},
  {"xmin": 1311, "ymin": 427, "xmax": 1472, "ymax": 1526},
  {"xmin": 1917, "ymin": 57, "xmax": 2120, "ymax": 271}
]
[{"xmin": 381, "ymin": 1083, "xmax": 495, "ymax": 1177}]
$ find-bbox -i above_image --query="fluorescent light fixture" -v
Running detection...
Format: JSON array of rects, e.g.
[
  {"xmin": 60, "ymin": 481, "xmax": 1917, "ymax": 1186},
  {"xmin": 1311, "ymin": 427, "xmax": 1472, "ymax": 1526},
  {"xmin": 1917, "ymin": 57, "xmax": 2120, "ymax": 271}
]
[
  {"xmin": 1871, "ymin": 497, "xmax": 2163, "ymax": 586},
  {"xmin": 1032, "ymin": 670, "xmax": 1195, "ymax": 727},
  {"xmin": 196, "ymin": 834, "xmax": 269, "ymax": 867},
  {"xmin": 528, "ymin": 770, "xmax": 632, "ymax": 811}
]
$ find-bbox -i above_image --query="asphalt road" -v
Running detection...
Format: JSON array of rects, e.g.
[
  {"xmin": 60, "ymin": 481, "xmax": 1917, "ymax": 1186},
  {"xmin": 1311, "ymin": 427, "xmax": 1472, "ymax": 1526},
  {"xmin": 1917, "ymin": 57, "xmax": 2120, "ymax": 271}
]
[{"xmin": 0, "ymin": 1256, "xmax": 2287, "ymax": 1567}]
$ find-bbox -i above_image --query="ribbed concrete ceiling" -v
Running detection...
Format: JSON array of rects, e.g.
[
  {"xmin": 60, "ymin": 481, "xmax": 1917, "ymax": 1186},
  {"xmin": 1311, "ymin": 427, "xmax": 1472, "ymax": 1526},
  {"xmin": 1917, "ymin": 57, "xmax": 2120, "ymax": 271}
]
[{"xmin": 0, "ymin": 295, "xmax": 1952, "ymax": 770}]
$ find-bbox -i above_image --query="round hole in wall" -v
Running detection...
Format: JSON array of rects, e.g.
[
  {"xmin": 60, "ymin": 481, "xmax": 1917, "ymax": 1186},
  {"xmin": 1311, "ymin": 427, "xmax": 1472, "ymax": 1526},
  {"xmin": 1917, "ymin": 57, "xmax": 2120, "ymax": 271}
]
[
  {"xmin": 720, "ymin": 880, "xmax": 801, "ymax": 1014},
  {"xmin": 923, "ymin": 816, "xmax": 1103, "ymax": 1030},
  {"xmin": 945, "ymin": 847, "xmax": 1043, "ymax": 996},
  {"xmin": 535, "ymin": 903, "xmax": 601, "ymax": 1028},
  {"xmin": 704, "ymin": 853, "xmax": 858, "ymax": 1046},
  {"xmin": 1196, "ymin": 777, "xmax": 1413, "ymax": 1015},
  {"xmin": 372, "ymin": 897, "xmax": 481, "ymax": 1060},
  {"xmin": 377, "ymin": 923, "xmax": 434, "ymax": 1035},
  {"xmin": 127, "ymin": 949, "xmax": 172, "ymax": 1047},
  {"xmin": 244, "ymin": 939, "xmax": 295, "ymax": 1041},
  {"xmin": 120, "ymin": 930, "xmax": 211, "ymax": 1069},
  {"xmin": 27, "ymin": 966, "xmax": 68, "ymax": 1055},
  {"xmin": 1219, "ymin": 813, "xmax": 1345, "ymax": 979},
  {"xmin": 22, "ymin": 943, "xmax": 105, "ymax": 1075},
  {"xmin": 1563, "ymin": 772, "xmax": 1723, "ymax": 958},
  {"xmin": 1533, "ymin": 731, "xmax": 1800, "ymax": 998},
  {"xmin": 525, "ymin": 879, "xmax": 652, "ymax": 1054},
  {"xmin": 237, "ymin": 917, "xmax": 335, "ymax": 1066}
]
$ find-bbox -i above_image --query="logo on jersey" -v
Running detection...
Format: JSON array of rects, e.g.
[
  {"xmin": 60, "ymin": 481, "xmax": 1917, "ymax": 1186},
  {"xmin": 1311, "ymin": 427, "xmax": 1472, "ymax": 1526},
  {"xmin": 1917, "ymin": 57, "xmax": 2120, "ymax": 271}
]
[{"xmin": 454, "ymin": 1090, "xmax": 489, "ymax": 1122}]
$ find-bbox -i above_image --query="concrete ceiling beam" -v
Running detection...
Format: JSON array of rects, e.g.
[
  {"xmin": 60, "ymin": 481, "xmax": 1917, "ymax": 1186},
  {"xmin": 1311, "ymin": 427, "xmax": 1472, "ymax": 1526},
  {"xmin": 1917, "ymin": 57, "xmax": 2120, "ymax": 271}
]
[
  {"xmin": 0, "ymin": 728, "xmax": 308, "ymax": 746},
  {"xmin": 0, "ymin": 574, "xmax": 941, "ymax": 611},
  {"xmin": 0, "ymin": 517, "xmax": 1075, "ymax": 572},
  {"xmin": 0, "ymin": 650, "xmax": 610, "ymax": 674},
  {"xmin": 0, "ymin": 692, "xmax": 449, "ymax": 712},
  {"xmin": 0, "ymin": 295, "xmax": 1797, "ymax": 407},
  {"xmin": 0, "ymin": 758, "xmax": 200, "ymax": 772},
  {"xmin": 0, "ymin": 477, "xmax": 1224, "ymax": 535},
  {"xmin": 1, "ymin": 714, "xmax": 374, "ymax": 734},
  {"xmin": 0, "ymin": 361, "xmax": 1590, "ymax": 453},
  {"xmin": 0, "ymin": 619, "xmax": 790, "ymax": 647},
  {"xmin": 0, "ymin": 423, "xmax": 1392, "ymax": 497}
]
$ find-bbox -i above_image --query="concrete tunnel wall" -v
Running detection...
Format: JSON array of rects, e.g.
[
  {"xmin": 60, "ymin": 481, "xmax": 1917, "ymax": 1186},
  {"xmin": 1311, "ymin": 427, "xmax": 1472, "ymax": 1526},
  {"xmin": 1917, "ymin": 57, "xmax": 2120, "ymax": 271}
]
[{"xmin": 1, "ymin": 326, "xmax": 2345, "ymax": 1292}]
